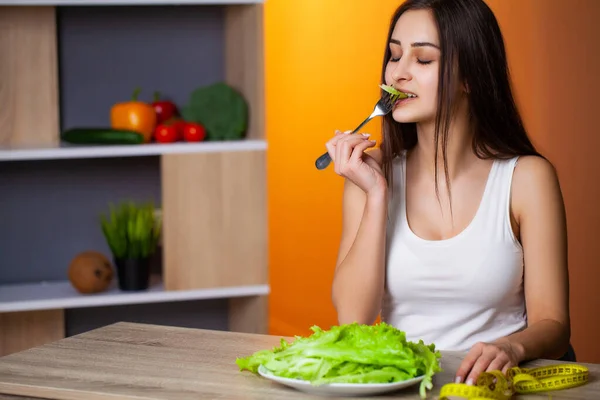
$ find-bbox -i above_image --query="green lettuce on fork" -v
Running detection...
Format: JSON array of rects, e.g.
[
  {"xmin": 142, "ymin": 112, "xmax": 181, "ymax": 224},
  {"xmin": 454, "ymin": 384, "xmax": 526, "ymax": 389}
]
[
  {"xmin": 380, "ymin": 83, "xmax": 409, "ymax": 101},
  {"xmin": 235, "ymin": 322, "xmax": 442, "ymax": 399}
]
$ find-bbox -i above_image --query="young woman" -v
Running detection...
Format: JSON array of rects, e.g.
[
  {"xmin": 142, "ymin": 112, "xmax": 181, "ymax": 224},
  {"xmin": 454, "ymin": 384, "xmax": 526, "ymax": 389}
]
[{"xmin": 325, "ymin": 0, "xmax": 571, "ymax": 386}]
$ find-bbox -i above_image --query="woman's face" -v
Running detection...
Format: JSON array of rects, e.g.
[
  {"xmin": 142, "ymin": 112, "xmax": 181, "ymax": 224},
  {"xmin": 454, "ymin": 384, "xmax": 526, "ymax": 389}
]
[{"xmin": 384, "ymin": 9, "xmax": 441, "ymax": 124}]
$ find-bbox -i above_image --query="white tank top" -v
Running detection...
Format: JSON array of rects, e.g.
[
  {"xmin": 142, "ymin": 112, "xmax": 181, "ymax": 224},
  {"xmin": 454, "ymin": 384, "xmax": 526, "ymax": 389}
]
[{"xmin": 381, "ymin": 152, "xmax": 527, "ymax": 351}]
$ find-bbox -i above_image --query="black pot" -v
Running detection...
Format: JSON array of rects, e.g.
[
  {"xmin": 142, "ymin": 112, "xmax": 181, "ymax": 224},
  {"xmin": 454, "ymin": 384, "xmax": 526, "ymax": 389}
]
[{"xmin": 114, "ymin": 257, "xmax": 150, "ymax": 291}]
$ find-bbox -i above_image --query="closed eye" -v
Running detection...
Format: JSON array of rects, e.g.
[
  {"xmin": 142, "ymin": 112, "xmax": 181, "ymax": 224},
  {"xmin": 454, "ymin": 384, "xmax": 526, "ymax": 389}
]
[{"xmin": 389, "ymin": 57, "xmax": 432, "ymax": 65}]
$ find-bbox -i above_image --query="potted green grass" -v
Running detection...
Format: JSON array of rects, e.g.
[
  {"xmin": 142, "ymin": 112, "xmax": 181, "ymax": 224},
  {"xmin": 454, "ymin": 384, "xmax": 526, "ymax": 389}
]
[{"xmin": 100, "ymin": 200, "xmax": 161, "ymax": 291}]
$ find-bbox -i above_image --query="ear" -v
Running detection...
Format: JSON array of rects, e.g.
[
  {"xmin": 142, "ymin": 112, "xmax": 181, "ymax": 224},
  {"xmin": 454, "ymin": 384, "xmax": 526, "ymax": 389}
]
[{"xmin": 463, "ymin": 81, "xmax": 470, "ymax": 94}]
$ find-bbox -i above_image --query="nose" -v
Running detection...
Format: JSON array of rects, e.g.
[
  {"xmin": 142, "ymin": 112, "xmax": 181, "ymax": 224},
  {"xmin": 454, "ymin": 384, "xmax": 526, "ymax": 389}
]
[{"xmin": 391, "ymin": 57, "xmax": 412, "ymax": 83}]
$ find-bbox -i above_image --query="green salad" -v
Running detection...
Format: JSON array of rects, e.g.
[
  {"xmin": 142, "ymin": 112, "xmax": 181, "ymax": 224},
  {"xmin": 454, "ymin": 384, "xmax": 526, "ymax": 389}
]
[
  {"xmin": 236, "ymin": 322, "xmax": 442, "ymax": 399},
  {"xmin": 380, "ymin": 84, "xmax": 408, "ymax": 101}
]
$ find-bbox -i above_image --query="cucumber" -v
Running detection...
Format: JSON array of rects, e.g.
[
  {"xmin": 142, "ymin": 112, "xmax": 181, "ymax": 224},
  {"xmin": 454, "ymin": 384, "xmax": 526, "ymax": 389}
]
[{"xmin": 61, "ymin": 128, "xmax": 145, "ymax": 145}]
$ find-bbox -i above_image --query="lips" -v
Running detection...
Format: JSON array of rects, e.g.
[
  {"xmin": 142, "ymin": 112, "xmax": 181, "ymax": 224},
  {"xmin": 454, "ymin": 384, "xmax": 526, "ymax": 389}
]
[
  {"xmin": 393, "ymin": 89, "xmax": 417, "ymax": 108},
  {"xmin": 397, "ymin": 88, "xmax": 417, "ymax": 98}
]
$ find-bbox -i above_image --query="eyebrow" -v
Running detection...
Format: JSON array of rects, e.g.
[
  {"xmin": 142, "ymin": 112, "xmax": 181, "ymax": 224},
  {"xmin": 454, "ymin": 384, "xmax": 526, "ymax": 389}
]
[{"xmin": 390, "ymin": 39, "xmax": 440, "ymax": 49}]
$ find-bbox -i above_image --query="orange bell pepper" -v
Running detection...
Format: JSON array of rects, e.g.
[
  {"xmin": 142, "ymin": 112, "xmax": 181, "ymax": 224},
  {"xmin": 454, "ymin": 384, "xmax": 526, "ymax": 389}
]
[{"xmin": 110, "ymin": 88, "xmax": 156, "ymax": 143}]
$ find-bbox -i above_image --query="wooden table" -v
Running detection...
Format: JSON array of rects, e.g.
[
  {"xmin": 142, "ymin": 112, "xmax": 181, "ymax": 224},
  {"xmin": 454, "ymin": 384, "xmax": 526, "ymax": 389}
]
[{"xmin": 0, "ymin": 322, "xmax": 597, "ymax": 399}]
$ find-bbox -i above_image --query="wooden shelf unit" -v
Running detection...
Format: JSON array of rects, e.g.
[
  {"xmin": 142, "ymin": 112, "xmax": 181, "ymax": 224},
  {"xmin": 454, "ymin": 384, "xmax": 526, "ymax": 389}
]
[
  {"xmin": 0, "ymin": 1, "xmax": 268, "ymax": 357},
  {"xmin": 0, "ymin": 140, "xmax": 267, "ymax": 161},
  {"xmin": 0, "ymin": 277, "xmax": 269, "ymax": 313}
]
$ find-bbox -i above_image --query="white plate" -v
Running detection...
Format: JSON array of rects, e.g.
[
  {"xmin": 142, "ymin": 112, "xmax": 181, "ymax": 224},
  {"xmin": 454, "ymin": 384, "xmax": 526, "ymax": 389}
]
[{"xmin": 258, "ymin": 364, "xmax": 425, "ymax": 397}]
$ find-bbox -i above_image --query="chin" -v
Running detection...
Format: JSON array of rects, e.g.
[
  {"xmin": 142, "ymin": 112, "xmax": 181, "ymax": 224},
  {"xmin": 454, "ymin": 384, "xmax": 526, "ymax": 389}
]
[{"xmin": 392, "ymin": 110, "xmax": 427, "ymax": 124}]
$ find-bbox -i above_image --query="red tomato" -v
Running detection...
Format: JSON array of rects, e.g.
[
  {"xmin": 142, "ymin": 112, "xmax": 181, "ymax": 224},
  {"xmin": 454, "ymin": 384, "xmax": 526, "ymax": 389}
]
[
  {"xmin": 172, "ymin": 120, "xmax": 187, "ymax": 138},
  {"xmin": 154, "ymin": 124, "xmax": 178, "ymax": 143},
  {"xmin": 164, "ymin": 117, "xmax": 187, "ymax": 140},
  {"xmin": 183, "ymin": 123, "xmax": 206, "ymax": 142}
]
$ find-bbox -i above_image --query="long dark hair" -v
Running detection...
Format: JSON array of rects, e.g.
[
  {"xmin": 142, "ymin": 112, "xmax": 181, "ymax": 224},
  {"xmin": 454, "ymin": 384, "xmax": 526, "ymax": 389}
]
[{"xmin": 380, "ymin": 0, "xmax": 541, "ymax": 202}]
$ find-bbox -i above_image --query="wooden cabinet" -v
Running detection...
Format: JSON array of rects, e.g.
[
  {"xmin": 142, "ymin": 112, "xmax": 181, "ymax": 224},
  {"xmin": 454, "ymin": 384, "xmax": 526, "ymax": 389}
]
[{"xmin": 0, "ymin": 0, "xmax": 268, "ymax": 357}]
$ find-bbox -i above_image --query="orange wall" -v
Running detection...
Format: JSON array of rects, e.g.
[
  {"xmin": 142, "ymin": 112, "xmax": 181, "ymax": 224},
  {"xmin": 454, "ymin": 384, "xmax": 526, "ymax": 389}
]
[
  {"xmin": 474, "ymin": 0, "xmax": 600, "ymax": 364},
  {"xmin": 265, "ymin": 0, "xmax": 600, "ymax": 362},
  {"xmin": 264, "ymin": 0, "xmax": 402, "ymax": 337},
  {"xmin": 525, "ymin": 1, "xmax": 600, "ymax": 363}
]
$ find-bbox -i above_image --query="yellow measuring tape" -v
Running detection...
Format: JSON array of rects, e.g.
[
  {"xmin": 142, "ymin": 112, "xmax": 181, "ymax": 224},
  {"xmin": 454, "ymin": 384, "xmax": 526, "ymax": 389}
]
[{"xmin": 439, "ymin": 363, "xmax": 589, "ymax": 399}]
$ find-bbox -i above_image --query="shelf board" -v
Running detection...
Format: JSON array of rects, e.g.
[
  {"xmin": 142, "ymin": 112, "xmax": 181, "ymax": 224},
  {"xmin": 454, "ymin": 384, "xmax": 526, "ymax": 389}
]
[
  {"xmin": 0, "ymin": 139, "xmax": 267, "ymax": 161},
  {"xmin": 0, "ymin": 0, "xmax": 263, "ymax": 5},
  {"xmin": 0, "ymin": 276, "xmax": 270, "ymax": 313}
]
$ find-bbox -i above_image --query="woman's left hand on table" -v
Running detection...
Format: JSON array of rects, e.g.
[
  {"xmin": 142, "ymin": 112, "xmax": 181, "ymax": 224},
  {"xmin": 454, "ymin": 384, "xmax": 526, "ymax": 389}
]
[{"xmin": 454, "ymin": 340, "xmax": 523, "ymax": 385}]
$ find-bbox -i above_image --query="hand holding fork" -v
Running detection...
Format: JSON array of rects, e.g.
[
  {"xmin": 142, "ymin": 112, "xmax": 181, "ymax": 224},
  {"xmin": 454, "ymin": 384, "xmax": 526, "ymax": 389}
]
[{"xmin": 314, "ymin": 92, "xmax": 399, "ymax": 170}]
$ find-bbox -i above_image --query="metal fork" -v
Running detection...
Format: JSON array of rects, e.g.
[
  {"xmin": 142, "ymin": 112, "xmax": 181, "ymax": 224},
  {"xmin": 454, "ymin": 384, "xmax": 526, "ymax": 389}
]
[{"xmin": 314, "ymin": 93, "xmax": 397, "ymax": 170}]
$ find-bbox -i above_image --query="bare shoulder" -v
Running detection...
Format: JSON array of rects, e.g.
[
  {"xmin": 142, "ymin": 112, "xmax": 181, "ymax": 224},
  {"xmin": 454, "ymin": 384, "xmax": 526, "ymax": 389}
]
[
  {"xmin": 511, "ymin": 155, "xmax": 565, "ymax": 222},
  {"xmin": 513, "ymin": 155, "xmax": 559, "ymax": 181},
  {"xmin": 512, "ymin": 155, "xmax": 561, "ymax": 194}
]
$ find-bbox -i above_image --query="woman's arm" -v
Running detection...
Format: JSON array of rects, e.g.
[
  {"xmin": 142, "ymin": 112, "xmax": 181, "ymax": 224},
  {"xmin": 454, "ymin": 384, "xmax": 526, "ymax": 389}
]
[
  {"xmin": 501, "ymin": 155, "xmax": 571, "ymax": 358},
  {"xmin": 331, "ymin": 173, "xmax": 388, "ymax": 325},
  {"xmin": 456, "ymin": 155, "xmax": 571, "ymax": 385},
  {"xmin": 325, "ymin": 132, "xmax": 389, "ymax": 326}
]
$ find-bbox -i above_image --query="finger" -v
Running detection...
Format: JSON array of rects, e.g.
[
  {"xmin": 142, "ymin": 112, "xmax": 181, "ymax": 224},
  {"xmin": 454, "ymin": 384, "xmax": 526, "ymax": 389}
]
[
  {"xmin": 349, "ymin": 138, "xmax": 377, "ymax": 163},
  {"xmin": 486, "ymin": 355, "xmax": 509, "ymax": 374},
  {"xmin": 334, "ymin": 134, "xmax": 353, "ymax": 174},
  {"xmin": 455, "ymin": 344, "xmax": 483, "ymax": 383},
  {"xmin": 326, "ymin": 129, "xmax": 350, "ymax": 150},
  {"xmin": 329, "ymin": 130, "xmax": 344, "ymax": 142},
  {"xmin": 337, "ymin": 134, "xmax": 371, "ymax": 164},
  {"xmin": 325, "ymin": 130, "xmax": 346, "ymax": 160},
  {"xmin": 465, "ymin": 351, "xmax": 497, "ymax": 385},
  {"xmin": 336, "ymin": 136, "xmax": 352, "ymax": 171},
  {"xmin": 501, "ymin": 361, "xmax": 514, "ymax": 376},
  {"xmin": 339, "ymin": 132, "xmax": 371, "ymax": 148},
  {"xmin": 334, "ymin": 129, "xmax": 353, "ymax": 141}
]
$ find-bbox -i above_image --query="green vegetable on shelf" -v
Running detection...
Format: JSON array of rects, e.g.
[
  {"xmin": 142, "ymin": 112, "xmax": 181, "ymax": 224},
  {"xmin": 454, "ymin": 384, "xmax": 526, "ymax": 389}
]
[
  {"xmin": 235, "ymin": 322, "xmax": 442, "ymax": 399},
  {"xmin": 61, "ymin": 128, "xmax": 144, "ymax": 145},
  {"xmin": 180, "ymin": 82, "xmax": 248, "ymax": 141}
]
